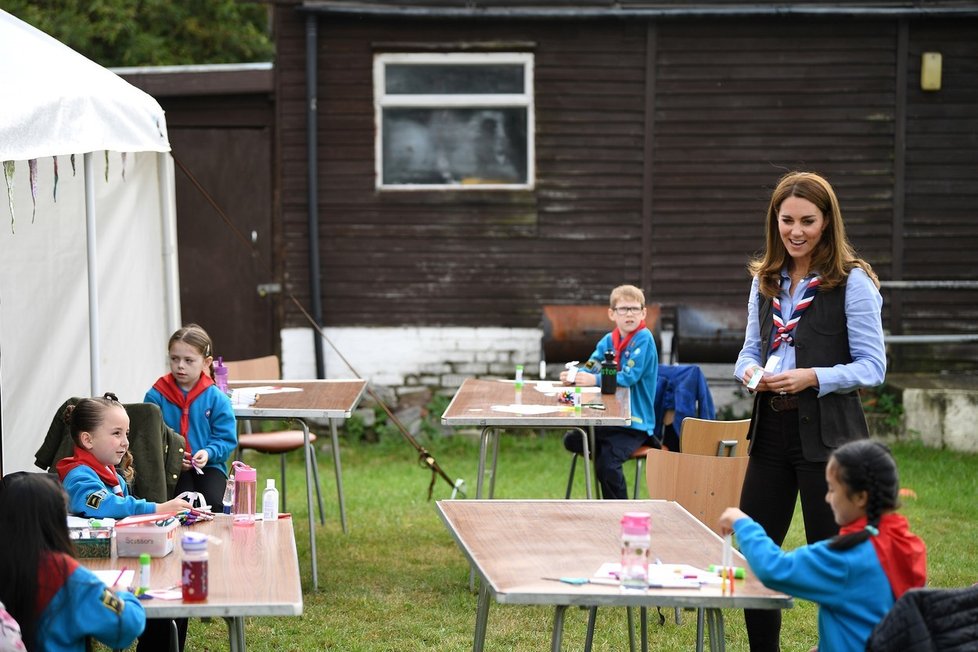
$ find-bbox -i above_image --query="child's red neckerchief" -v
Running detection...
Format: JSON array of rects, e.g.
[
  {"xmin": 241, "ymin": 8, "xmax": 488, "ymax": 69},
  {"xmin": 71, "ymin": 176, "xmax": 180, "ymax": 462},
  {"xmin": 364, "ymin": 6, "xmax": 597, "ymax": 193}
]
[
  {"xmin": 611, "ymin": 320, "xmax": 647, "ymax": 370},
  {"xmin": 55, "ymin": 445, "xmax": 121, "ymax": 492},
  {"xmin": 152, "ymin": 372, "xmax": 215, "ymax": 452},
  {"xmin": 840, "ymin": 513, "xmax": 927, "ymax": 599},
  {"xmin": 36, "ymin": 552, "xmax": 80, "ymax": 615}
]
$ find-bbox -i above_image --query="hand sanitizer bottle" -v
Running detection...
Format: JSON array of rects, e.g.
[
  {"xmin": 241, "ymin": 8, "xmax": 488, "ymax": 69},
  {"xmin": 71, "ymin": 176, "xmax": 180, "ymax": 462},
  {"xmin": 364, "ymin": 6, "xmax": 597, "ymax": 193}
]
[{"xmin": 262, "ymin": 478, "xmax": 279, "ymax": 521}]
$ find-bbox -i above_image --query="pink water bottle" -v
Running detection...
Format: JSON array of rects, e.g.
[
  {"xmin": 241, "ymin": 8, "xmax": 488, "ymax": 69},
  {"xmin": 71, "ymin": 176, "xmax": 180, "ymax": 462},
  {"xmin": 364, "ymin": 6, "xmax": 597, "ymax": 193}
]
[
  {"xmin": 231, "ymin": 461, "xmax": 257, "ymax": 526},
  {"xmin": 620, "ymin": 512, "xmax": 651, "ymax": 591},
  {"xmin": 214, "ymin": 356, "xmax": 229, "ymax": 395}
]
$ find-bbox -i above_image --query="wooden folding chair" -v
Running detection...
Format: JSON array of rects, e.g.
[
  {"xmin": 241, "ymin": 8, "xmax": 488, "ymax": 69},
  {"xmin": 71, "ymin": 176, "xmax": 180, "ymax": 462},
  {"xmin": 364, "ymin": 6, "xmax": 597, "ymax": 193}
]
[{"xmin": 678, "ymin": 417, "xmax": 750, "ymax": 457}]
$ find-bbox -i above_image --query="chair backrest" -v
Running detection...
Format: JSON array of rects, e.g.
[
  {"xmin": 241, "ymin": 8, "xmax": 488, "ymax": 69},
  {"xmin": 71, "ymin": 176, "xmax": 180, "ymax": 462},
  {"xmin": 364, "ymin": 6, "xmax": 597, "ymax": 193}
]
[
  {"xmin": 678, "ymin": 417, "xmax": 750, "ymax": 457},
  {"xmin": 223, "ymin": 355, "xmax": 281, "ymax": 382},
  {"xmin": 645, "ymin": 447, "xmax": 749, "ymax": 534}
]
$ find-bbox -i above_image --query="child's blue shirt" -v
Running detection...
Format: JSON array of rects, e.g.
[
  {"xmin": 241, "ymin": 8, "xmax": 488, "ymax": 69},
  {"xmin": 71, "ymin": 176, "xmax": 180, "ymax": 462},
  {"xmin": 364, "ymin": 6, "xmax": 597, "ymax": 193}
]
[
  {"xmin": 581, "ymin": 328, "xmax": 658, "ymax": 436},
  {"xmin": 144, "ymin": 383, "xmax": 237, "ymax": 475},
  {"xmin": 62, "ymin": 465, "xmax": 155, "ymax": 518},
  {"xmin": 734, "ymin": 516, "xmax": 894, "ymax": 652},
  {"xmin": 38, "ymin": 553, "xmax": 145, "ymax": 652}
]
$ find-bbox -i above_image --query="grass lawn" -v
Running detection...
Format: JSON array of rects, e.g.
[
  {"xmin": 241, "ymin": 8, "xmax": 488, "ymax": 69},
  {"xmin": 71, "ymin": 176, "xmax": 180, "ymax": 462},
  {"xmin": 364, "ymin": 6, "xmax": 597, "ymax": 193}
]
[{"xmin": 174, "ymin": 430, "xmax": 976, "ymax": 651}]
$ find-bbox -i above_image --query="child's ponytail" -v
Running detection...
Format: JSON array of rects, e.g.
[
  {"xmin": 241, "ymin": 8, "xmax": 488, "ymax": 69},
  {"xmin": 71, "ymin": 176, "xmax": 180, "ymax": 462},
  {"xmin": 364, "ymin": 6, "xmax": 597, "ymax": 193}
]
[{"xmin": 828, "ymin": 439, "xmax": 899, "ymax": 551}]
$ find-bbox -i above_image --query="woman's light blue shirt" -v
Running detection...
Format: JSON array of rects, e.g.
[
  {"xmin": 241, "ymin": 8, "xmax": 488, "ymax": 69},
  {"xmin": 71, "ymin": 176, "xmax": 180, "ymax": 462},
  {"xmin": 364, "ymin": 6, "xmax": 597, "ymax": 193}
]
[{"xmin": 734, "ymin": 267, "xmax": 886, "ymax": 396}]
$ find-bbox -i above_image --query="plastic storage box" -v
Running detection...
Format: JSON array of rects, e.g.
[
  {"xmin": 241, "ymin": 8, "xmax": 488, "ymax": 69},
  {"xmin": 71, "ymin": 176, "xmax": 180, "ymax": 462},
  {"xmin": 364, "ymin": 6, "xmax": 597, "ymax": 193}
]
[{"xmin": 116, "ymin": 514, "xmax": 179, "ymax": 557}]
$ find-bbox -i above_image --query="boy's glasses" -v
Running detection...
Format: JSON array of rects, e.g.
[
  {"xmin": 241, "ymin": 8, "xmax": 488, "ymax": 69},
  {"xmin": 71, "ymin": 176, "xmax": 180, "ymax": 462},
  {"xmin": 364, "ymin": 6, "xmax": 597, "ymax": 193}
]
[{"xmin": 612, "ymin": 306, "xmax": 644, "ymax": 316}]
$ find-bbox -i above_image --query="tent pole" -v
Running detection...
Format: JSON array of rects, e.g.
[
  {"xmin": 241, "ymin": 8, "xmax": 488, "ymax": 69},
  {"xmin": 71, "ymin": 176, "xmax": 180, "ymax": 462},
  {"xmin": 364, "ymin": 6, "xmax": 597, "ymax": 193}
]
[
  {"xmin": 84, "ymin": 152, "xmax": 101, "ymax": 396},
  {"xmin": 158, "ymin": 152, "xmax": 181, "ymax": 334}
]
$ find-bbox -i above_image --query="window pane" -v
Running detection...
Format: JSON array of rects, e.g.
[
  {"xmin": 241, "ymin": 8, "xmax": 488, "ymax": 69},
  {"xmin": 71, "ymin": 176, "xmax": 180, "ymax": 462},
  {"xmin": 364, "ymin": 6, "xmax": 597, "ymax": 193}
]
[
  {"xmin": 382, "ymin": 107, "xmax": 528, "ymax": 185},
  {"xmin": 385, "ymin": 65, "xmax": 524, "ymax": 95}
]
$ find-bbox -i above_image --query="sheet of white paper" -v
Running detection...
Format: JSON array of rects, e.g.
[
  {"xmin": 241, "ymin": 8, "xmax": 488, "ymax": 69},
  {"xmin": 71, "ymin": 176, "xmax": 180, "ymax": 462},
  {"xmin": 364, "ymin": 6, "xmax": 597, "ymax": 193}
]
[
  {"xmin": 230, "ymin": 385, "xmax": 303, "ymax": 406},
  {"xmin": 594, "ymin": 562, "xmax": 715, "ymax": 587},
  {"xmin": 490, "ymin": 404, "xmax": 567, "ymax": 415},
  {"xmin": 93, "ymin": 570, "xmax": 136, "ymax": 588},
  {"xmin": 145, "ymin": 589, "xmax": 184, "ymax": 600},
  {"xmin": 532, "ymin": 381, "xmax": 600, "ymax": 396}
]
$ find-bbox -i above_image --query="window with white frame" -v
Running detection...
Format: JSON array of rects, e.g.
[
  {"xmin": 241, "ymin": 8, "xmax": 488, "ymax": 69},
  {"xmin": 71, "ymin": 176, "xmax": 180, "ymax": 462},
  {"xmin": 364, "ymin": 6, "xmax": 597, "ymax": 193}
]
[{"xmin": 374, "ymin": 53, "xmax": 534, "ymax": 189}]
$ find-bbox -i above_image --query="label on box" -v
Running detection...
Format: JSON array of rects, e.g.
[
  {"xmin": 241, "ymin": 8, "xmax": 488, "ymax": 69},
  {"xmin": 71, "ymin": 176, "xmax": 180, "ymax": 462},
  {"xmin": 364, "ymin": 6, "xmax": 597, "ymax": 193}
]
[{"xmin": 116, "ymin": 515, "xmax": 178, "ymax": 557}]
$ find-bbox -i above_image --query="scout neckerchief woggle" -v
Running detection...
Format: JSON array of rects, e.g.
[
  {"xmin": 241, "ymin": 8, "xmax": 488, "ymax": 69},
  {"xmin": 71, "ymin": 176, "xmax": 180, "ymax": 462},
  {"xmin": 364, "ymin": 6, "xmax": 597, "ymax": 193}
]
[{"xmin": 771, "ymin": 276, "xmax": 820, "ymax": 350}]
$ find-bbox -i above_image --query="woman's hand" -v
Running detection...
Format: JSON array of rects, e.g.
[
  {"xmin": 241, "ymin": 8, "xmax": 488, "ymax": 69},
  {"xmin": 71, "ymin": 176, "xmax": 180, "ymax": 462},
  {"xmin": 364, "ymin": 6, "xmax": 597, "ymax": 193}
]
[
  {"xmin": 763, "ymin": 368, "xmax": 819, "ymax": 395},
  {"xmin": 718, "ymin": 507, "xmax": 748, "ymax": 535},
  {"xmin": 181, "ymin": 451, "xmax": 192, "ymax": 471}
]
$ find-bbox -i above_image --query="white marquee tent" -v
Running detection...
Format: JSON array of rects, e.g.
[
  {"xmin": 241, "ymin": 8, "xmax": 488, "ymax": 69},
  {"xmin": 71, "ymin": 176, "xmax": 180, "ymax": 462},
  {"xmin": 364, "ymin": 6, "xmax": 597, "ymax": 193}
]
[{"xmin": 0, "ymin": 9, "xmax": 180, "ymax": 474}]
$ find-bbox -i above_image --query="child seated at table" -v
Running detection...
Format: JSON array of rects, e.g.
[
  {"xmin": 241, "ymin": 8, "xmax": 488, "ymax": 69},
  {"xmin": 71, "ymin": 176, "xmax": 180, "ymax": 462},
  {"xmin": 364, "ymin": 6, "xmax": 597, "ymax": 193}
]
[
  {"xmin": 56, "ymin": 393, "xmax": 193, "ymax": 518},
  {"xmin": 0, "ymin": 471, "xmax": 145, "ymax": 652},
  {"xmin": 719, "ymin": 439, "xmax": 927, "ymax": 652},
  {"xmin": 560, "ymin": 284, "xmax": 659, "ymax": 499},
  {"xmin": 56, "ymin": 394, "xmax": 192, "ymax": 652}
]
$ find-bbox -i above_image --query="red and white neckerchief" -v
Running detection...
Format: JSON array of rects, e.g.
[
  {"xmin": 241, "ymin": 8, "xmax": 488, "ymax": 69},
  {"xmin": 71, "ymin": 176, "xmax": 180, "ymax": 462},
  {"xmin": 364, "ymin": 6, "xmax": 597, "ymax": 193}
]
[
  {"xmin": 611, "ymin": 320, "xmax": 647, "ymax": 370},
  {"xmin": 771, "ymin": 275, "xmax": 821, "ymax": 351}
]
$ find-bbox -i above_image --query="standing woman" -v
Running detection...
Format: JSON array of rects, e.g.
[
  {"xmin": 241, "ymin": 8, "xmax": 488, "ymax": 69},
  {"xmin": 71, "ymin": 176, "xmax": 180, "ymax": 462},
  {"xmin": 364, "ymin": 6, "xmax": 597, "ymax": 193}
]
[{"xmin": 733, "ymin": 171, "xmax": 887, "ymax": 651}]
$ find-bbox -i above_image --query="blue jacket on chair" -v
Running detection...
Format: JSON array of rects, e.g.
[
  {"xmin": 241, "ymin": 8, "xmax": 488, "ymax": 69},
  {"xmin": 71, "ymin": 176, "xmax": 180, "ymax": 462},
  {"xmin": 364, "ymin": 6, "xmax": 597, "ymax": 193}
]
[{"xmin": 655, "ymin": 365, "xmax": 716, "ymax": 444}]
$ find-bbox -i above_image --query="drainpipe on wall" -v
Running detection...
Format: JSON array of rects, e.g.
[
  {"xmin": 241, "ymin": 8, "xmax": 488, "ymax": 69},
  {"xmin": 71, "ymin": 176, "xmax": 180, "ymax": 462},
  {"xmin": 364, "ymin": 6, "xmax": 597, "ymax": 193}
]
[{"xmin": 305, "ymin": 13, "xmax": 325, "ymax": 378}]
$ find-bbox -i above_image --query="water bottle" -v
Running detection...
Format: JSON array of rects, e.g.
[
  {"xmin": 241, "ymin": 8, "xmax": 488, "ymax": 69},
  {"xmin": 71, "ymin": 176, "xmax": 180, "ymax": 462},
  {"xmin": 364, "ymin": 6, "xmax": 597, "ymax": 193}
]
[
  {"xmin": 214, "ymin": 356, "xmax": 229, "ymax": 395},
  {"xmin": 221, "ymin": 468, "xmax": 235, "ymax": 515},
  {"xmin": 514, "ymin": 364, "xmax": 524, "ymax": 391},
  {"xmin": 620, "ymin": 512, "xmax": 651, "ymax": 592},
  {"xmin": 231, "ymin": 460, "xmax": 257, "ymax": 526},
  {"xmin": 573, "ymin": 386, "xmax": 582, "ymax": 414},
  {"xmin": 601, "ymin": 350, "xmax": 617, "ymax": 395},
  {"xmin": 180, "ymin": 532, "xmax": 209, "ymax": 602},
  {"xmin": 262, "ymin": 478, "xmax": 279, "ymax": 521}
]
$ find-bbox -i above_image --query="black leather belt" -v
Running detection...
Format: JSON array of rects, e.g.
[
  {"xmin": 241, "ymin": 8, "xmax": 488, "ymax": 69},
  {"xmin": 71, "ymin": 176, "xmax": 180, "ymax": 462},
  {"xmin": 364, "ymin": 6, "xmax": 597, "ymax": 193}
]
[{"xmin": 768, "ymin": 393, "xmax": 800, "ymax": 412}]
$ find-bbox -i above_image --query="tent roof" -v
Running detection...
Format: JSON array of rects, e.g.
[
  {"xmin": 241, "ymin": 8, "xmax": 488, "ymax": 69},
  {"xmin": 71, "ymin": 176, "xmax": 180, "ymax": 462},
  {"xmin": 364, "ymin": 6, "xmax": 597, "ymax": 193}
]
[{"xmin": 0, "ymin": 9, "xmax": 170, "ymax": 161}]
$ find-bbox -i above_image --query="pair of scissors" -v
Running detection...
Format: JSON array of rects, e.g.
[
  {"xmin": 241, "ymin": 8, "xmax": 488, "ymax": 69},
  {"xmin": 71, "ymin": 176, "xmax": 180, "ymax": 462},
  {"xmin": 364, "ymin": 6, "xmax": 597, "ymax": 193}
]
[{"xmin": 541, "ymin": 576, "xmax": 618, "ymax": 586}]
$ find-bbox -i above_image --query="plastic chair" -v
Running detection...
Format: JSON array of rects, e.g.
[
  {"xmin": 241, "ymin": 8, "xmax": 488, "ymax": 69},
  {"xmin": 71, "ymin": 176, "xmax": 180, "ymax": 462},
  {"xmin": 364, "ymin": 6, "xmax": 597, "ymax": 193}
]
[
  {"xmin": 564, "ymin": 439, "xmax": 663, "ymax": 500},
  {"xmin": 678, "ymin": 417, "xmax": 750, "ymax": 457},
  {"xmin": 224, "ymin": 355, "xmax": 324, "ymax": 519}
]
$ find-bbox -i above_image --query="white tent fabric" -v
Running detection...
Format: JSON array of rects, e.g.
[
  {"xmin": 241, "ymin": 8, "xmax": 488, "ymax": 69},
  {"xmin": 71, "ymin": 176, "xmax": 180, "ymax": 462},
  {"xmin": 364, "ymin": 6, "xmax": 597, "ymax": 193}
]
[
  {"xmin": 0, "ymin": 9, "xmax": 179, "ymax": 474},
  {"xmin": 0, "ymin": 10, "xmax": 169, "ymax": 160}
]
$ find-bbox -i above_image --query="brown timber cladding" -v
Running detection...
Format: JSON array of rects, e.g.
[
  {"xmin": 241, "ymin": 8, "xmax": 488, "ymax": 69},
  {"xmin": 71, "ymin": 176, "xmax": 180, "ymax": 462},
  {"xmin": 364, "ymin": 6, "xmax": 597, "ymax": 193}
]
[{"xmin": 275, "ymin": 6, "xmax": 978, "ymax": 368}]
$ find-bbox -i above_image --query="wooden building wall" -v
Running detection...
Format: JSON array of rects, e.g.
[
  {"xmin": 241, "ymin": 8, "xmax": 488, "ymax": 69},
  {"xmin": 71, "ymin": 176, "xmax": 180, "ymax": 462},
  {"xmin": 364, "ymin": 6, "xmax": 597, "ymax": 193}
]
[{"xmin": 274, "ymin": 4, "xmax": 978, "ymax": 368}]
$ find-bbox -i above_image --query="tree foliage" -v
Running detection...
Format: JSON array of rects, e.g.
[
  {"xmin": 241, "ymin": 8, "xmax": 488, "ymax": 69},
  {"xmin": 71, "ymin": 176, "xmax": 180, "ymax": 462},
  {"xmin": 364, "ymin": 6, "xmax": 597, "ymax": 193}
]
[{"xmin": 2, "ymin": 0, "xmax": 274, "ymax": 67}]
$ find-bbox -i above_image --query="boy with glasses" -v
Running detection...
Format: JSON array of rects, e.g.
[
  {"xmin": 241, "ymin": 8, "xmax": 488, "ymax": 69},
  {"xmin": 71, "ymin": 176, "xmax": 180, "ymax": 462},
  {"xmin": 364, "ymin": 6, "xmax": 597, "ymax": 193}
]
[{"xmin": 560, "ymin": 284, "xmax": 659, "ymax": 499}]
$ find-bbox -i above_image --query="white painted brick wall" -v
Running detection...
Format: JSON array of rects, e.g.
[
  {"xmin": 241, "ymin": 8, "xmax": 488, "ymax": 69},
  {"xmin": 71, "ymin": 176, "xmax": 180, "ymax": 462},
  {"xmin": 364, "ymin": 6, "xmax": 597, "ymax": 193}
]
[
  {"xmin": 281, "ymin": 326, "xmax": 541, "ymax": 386},
  {"xmin": 280, "ymin": 328, "xmax": 750, "ymax": 417}
]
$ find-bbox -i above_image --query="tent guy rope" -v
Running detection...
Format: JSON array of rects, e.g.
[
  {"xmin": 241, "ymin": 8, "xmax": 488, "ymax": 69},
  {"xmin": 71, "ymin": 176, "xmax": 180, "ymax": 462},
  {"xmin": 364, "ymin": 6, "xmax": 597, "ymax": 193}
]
[{"xmin": 170, "ymin": 154, "xmax": 465, "ymax": 499}]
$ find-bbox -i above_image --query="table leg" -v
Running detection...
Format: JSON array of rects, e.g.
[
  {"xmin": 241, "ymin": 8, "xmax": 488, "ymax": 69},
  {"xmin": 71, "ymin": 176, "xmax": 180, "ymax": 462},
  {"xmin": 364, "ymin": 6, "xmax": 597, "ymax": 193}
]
[
  {"xmin": 300, "ymin": 420, "xmax": 319, "ymax": 592},
  {"xmin": 550, "ymin": 605, "xmax": 568, "ymax": 652},
  {"xmin": 695, "ymin": 607, "xmax": 705, "ymax": 652},
  {"xmin": 330, "ymin": 418, "xmax": 348, "ymax": 533},
  {"xmin": 584, "ymin": 606, "xmax": 598, "ymax": 652},
  {"xmin": 706, "ymin": 608, "xmax": 725, "ymax": 652},
  {"xmin": 224, "ymin": 616, "xmax": 245, "ymax": 652},
  {"xmin": 475, "ymin": 426, "xmax": 494, "ymax": 499},
  {"xmin": 626, "ymin": 606, "xmax": 636, "ymax": 652},
  {"xmin": 488, "ymin": 427, "xmax": 501, "ymax": 499},
  {"xmin": 472, "ymin": 580, "xmax": 491, "ymax": 652},
  {"xmin": 640, "ymin": 606, "xmax": 648, "ymax": 652}
]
